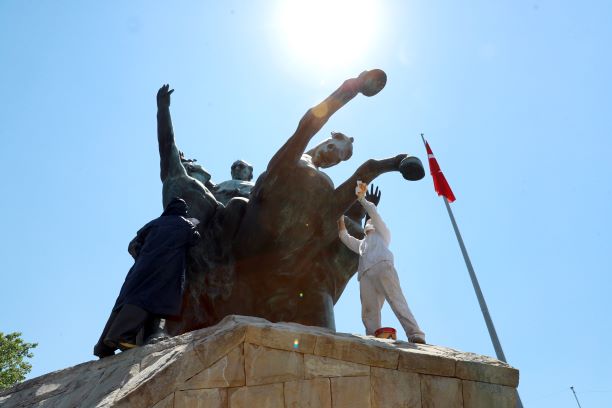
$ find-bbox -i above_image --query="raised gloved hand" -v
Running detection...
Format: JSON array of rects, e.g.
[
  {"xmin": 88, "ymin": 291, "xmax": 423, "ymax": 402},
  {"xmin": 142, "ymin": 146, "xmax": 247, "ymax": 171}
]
[
  {"xmin": 365, "ymin": 184, "xmax": 381, "ymax": 206},
  {"xmin": 364, "ymin": 184, "xmax": 382, "ymax": 225}
]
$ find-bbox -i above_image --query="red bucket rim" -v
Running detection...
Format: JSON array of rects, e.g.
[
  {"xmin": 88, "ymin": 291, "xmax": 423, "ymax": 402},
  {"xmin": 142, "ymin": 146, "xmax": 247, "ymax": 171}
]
[{"xmin": 375, "ymin": 327, "xmax": 397, "ymax": 335}]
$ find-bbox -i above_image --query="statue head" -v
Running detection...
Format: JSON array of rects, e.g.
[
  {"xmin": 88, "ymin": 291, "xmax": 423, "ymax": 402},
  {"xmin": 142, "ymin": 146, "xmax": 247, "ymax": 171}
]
[
  {"xmin": 231, "ymin": 160, "xmax": 254, "ymax": 182},
  {"xmin": 306, "ymin": 132, "xmax": 354, "ymax": 168},
  {"xmin": 180, "ymin": 151, "xmax": 212, "ymax": 185}
]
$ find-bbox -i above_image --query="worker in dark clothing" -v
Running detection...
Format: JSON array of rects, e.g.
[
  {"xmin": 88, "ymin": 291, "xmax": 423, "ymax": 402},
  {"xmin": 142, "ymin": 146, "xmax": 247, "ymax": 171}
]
[{"xmin": 93, "ymin": 197, "xmax": 200, "ymax": 358}]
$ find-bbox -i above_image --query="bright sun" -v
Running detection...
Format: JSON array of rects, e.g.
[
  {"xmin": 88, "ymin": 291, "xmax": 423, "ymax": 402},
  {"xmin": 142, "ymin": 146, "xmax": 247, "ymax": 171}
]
[{"xmin": 276, "ymin": 0, "xmax": 381, "ymax": 70}]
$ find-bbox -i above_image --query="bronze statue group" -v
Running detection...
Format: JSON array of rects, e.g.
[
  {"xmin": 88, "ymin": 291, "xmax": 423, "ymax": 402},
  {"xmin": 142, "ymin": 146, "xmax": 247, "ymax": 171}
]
[{"xmin": 94, "ymin": 70, "xmax": 426, "ymax": 358}]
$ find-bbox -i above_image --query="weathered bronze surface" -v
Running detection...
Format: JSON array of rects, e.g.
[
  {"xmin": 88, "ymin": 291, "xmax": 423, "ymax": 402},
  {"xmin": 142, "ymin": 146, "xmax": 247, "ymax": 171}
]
[{"xmin": 155, "ymin": 70, "xmax": 423, "ymax": 334}]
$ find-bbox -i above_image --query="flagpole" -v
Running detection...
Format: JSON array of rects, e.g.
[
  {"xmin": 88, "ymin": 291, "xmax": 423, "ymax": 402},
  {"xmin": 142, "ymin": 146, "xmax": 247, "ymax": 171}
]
[
  {"xmin": 441, "ymin": 195, "xmax": 507, "ymax": 362},
  {"xmin": 420, "ymin": 134, "xmax": 523, "ymax": 408},
  {"xmin": 570, "ymin": 386, "xmax": 583, "ymax": 408}
]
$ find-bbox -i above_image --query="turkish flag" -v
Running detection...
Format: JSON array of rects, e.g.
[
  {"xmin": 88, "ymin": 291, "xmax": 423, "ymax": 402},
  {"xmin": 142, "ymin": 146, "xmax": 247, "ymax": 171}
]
[{"xmin": 424, "ymin": 139, "xmax": 456, "ymax": 203}]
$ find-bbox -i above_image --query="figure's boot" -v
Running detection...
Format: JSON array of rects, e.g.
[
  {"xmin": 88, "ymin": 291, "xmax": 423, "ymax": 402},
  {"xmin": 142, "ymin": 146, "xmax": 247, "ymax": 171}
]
[
  {"xmin": 103, "ymin": 304, "xmax": 150, "ymax": 352},
  {"xmin": 408, "ymin": 334, "xmax": 426, "ymax": 344},
  {"xmin": 93, "ymin": 342, "xmax": 115, "ymax": 358},
  {"xmin": 143, "ymin": 317, "xmax": 170, "ymax": 345},
  {"xmin": 94, "ymin": 309, "xmax": 120, "ymax": 359}
]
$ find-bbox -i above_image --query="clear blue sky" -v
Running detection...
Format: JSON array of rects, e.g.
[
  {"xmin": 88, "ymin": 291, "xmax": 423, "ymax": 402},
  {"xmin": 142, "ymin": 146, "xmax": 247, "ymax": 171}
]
[{"xmin": 1, "ymin": 1, "xmax": 610, "ymax": 406}]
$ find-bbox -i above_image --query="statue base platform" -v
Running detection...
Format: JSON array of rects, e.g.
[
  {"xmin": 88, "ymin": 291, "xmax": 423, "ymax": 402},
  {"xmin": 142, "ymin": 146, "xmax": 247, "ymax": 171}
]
[{"xmin": 0, "ymin": 315, "xmax": 519, "ymax": 407}]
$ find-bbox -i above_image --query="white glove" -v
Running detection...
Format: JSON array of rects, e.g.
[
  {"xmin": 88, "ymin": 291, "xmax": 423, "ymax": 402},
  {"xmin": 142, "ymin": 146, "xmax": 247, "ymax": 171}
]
[{"xmin": 355, "ymin": 180, "xmax": 367, "ymax": 200}]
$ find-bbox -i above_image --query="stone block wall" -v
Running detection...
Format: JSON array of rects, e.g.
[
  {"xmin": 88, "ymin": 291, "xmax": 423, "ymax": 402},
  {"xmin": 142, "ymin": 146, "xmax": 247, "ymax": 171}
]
[{"xmin": 0, "ymin": 316, "xmax": 519, "ymax": 408}]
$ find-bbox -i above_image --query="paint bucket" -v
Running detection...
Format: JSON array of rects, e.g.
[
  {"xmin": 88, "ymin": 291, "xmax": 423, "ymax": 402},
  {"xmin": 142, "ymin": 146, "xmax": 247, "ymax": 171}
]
[{"xmin": 374, "ymin": 327, "xmax": 397, "ymax": 340}]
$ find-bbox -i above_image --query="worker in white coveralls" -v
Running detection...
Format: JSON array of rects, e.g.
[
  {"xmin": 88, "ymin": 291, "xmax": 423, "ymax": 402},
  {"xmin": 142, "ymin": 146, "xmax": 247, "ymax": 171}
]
[{"xmin": 337, "ymin": 181, "xmax": 426, "ymax": 344}]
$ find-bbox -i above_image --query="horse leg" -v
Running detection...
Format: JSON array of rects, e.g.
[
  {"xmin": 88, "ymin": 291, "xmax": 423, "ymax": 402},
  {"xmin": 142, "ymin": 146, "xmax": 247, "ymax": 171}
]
[
  {"xmin": 267, "ymin": 70, "xmax": 384, "ymax": 172},
  {"xmin": 333, "ymin": 154, "xmax": 408, "ymax": 217}
]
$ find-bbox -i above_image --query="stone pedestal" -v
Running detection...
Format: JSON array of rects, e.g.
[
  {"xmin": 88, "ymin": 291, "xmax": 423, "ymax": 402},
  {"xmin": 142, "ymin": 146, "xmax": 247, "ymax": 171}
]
[{"xmin": 0, "ymin": 316, "xmax": 519, "ymax": 407}]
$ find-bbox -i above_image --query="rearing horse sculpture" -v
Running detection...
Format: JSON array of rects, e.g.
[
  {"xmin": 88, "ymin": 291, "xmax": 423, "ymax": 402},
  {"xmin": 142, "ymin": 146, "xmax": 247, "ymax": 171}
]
[{"xmin": 156, "ymin": 70, "xmax": 423, "ymax": 334}]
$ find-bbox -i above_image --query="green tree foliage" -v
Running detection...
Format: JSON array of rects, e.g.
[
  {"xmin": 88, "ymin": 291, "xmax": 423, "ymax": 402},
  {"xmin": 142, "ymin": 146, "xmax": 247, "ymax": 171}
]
[{"xmin": 0, "ymin": 332, "xmax": 37, "ymax": 389}]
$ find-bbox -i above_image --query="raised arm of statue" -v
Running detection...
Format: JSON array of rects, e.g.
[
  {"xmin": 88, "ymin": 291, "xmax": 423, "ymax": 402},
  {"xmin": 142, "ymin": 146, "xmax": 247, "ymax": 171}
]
[
  {"xmin": 267, "ymin": 70, "xmax": 386, "ymax": 172},
  {"xmin": 157, "ymin": 84, "xmax": 188, "ymax": 183},
  {"xmin": 333, "ymin": 154, "xmax": 407, "ymax": 217}
]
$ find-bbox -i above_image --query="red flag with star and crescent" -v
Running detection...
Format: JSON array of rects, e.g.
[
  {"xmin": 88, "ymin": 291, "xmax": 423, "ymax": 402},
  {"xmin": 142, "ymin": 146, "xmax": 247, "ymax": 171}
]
[{"xmin": 424, "ymin": 138, "xmax": 456, "ymax": 203}]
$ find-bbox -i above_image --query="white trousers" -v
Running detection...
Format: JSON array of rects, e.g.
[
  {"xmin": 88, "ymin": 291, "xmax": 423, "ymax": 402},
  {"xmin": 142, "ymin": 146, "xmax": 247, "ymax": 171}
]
[{"xmin": 360, "ymin": 261, "xmax": 425, "ymax": 339}]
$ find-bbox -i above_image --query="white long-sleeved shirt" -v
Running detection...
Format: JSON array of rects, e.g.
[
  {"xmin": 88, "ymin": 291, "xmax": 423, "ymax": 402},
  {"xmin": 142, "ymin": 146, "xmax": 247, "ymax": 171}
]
[{"xmin": 339, "ymin": 198, "xmax": 394, "ymax": 280}]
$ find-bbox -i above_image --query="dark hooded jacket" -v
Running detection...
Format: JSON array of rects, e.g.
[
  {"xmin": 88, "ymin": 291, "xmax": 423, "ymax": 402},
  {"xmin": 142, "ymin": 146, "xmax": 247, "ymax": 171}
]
[{"xmin": 113, "ymin": 198, "xmax": 200, "ymax": 316}]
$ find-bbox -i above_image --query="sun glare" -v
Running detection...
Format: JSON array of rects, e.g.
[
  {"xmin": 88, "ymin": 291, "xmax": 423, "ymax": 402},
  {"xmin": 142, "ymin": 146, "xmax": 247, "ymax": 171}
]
[{"xmin": 276, "ymin": 0, "xmax": 381, "ymax": 70}]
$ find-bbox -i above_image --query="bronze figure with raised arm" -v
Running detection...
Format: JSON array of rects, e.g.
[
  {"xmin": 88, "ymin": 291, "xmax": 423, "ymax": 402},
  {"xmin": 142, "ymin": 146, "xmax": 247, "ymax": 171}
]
[{"xmin": 155, "ymin": 70, "xmax": 425, "ymax": 334}]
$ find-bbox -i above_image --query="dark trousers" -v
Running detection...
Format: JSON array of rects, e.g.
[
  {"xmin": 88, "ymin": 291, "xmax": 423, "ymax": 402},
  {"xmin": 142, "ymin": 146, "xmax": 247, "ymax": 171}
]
[{"xmin": 93, "ymin": 304, "xmax": 151, "ymax": 358}]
